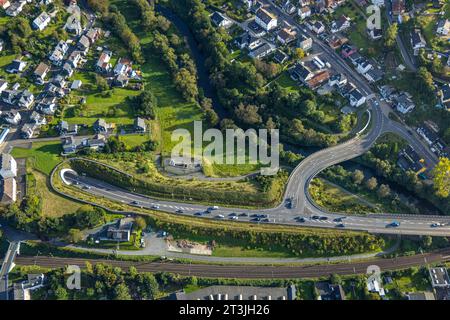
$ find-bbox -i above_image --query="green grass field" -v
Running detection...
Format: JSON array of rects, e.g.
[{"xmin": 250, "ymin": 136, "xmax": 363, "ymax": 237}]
[{"xmin": 11, "ymin": 141, "xmax": 62, "ymax": 175}]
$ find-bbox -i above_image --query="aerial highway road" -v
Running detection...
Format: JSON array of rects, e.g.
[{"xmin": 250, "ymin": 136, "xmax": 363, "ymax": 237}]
[
  {"xmin": 14, "ymin": 247, "xmax": 450, "ymax": 278},
  {"xmin": 61, "ymin": 166, "xmax": 450, "ymax": 237}
]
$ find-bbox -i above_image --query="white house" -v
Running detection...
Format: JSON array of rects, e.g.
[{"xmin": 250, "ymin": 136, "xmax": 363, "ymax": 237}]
[
  {"xmin": 210, "ymin": 11, "xmax": 233, "ymax": 28},
  {"xmin": 331, "ymin": 15, "xmax": 351, "ymax": 33},
  {"xmin": 348, "ymin": 88, "xmax": 366, "ymax": 107},
  {"xmin": 298, "ymin": 6, "xmax": 311, "ymax": 19},
  {"xmin": 355, "ymin": 58, "xmax": 373, "ymax": 74},
  {"xmin": 255, "ymin": 8, "xmax": 277, "ymax": 31},
  {"xmin": 2, "ymin": 110, "xmax": 21, "ymax": 125},
  {"xmin": 371, "ymin": 0, "xmax": 384, "ymax": 6},
  {"xmin": 311, "ymin": 21, "xmax": 325, "ymax": 34},
  {"xmin": 49, "ymin": 41, "xmax": 69, "ymax": 65},
  {"xmin": 394, "ymin": 92, "xmax": 415, "ymax": 114},
  {"xmin": 32, "ymin": 11, "xmax": 51, "ymax": 31},
  {"xmin": 436, "ymin": 19, "xmax": 450, "ymax": 36}
]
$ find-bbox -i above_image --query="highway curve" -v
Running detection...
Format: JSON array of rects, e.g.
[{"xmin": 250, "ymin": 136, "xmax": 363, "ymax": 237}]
[{"xmin": 15, "ymin": 248, "xmax": 450, "ymax": 278}]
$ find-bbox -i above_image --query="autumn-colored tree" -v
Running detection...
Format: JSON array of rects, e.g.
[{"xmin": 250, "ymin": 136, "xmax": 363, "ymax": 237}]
[{"xmin": 433, "ymin": 157, "xmax": 450, "ymax": 198}]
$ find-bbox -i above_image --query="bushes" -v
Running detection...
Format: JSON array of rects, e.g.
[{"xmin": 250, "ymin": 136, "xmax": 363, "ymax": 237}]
[
  {"xmin": 147, "ymin": 214, "xmax": 384, "ymax": 257},
  {"xmin": 70, "ymin": 158, "xmax": 285, "ymax": 207}
]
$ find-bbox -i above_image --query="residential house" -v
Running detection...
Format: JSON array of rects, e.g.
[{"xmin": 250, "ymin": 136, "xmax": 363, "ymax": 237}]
[
  {"xmin": 341, "ymin": 44, "xmax": 357, "ymax": 58},
  {"xmin": 0, "ymin": 80, "xmax": 7, "ymax": 93},
  {"xmin": 93, "ymin": 118, "xmax": 113, "ymax": 133},
  {"xmin": 5, "ymin": 0, "xmax": 26, "ymax": 17},
  {"xmin": 51, "ymin": 74, "xmax": 67, "ymax": 88},
  {"xmin": 379, "ymin": 85, "xmax": 396, "ymax": 100},
  {"xmin": 326, "ymin": 34, "xmax": 348, "ymax": 49},
  {"xmin": 393, "ymin": 92, "xmax": 415, "ymax": 114},
  {"xmin": 371, "ymin": 0, "xmax": 384, "ymax": 6},
  {"xmin": 36, "ymin": 96, "xmax": 57, "ymax": 115},
  {"xmin": 1, "ymin": 176, "xmax": 16, "ymax": 204},
  {"xmin": 17, "ymin": 90, "xmax": 34, "ymax": 109},
  {"xmin": 436, "ymin": 19, "xmax": 450, "ymax": 36},
  {"xmin": 0, "ymin": 153, "xmax": 17, "ymax": 203},
  {"xmin": 311, "ymin": 21, "xmax": 325, "ymax": 34},
  {"xmin": 67, "ymin": 51, "xmax": 83, "ymax": 68},
  {"xmin": 297, "ymin": 34, "xmax": 313, "ymax": 51},
  {"xmin": 248, "ymin": 43, "xmax": 275, "ymax": 59},
  {"xmin": 328, "ymin": 73, "xmax": 347, "ymax": 88},
  {"xmin": 439, "ymin": 83, "xmax": 450, "ymax": 109},
  {"xmin": 315, "ymin": 282, "xmax": 346, "ymax": 300},
  {"xmin": 96, "ymin": 50, "xmax": 112, "ymax": 73},
  {"xmin": 411, "ymin": 29, "xmax": 426, "ymax": 52},
  {"xmin": 331, "ymin": 15, "xmax": 351, "ymax": 33},
  {"xmin": 106, "ymin": 218, "xmax": 134, "ymax": 242},
  {"xmin": 21, "ymin": 123, "xmax": 38, "ymax": 139},
  {"xmin": 77, "ymin": 35, "xmax": 90, "ymax": 54},
  {"xmin": 6, "ymin": 59, "xmax": 27, "ymax": 74},
  {"xmin": 1, "ymin": 90, "xmax": 17, "ymax": 105},
  {"xmin": 367, "ymin": 276, "xmax": 385, "ymax": 298},
  {"xmin": 88, "ymin": 134, "xmax": 106, "ymax": 151},
  {"xmin": 355, "ymin": 58, "xmax": 373, "ymax": 74},
  {"xmin": 277, "ymin": 28, "xmax": 297, "ymax": 45},
  {"xmin": 290, "ymin": 63, "xmax": 329, "ymax": 89},
  {"xmin": 0, "ymin": 0, "xmax": 10, "ymax": 9},
  {"xmin": 13, "ymin": 274, "xmax": 45, "ymax": 301},
  {"xmin": 348, "ymin": 88, "xmax": 366, "ymax": 107},
  {"xmin": 85, "ymin": 28, "xmax": 101, "ymax": 44},
  {"xmin": 391, "ymin": 0, "xmax": 405, "ymax": 16},
  {"xmin": 49, "ymin": 41, "xmax": 69, "ymax": 66},
  {"xmin": 62, "ymin": 62, "xmax": 74, "ymax": 77},
  {"xmin": 298, "ymin": 6, "xmax": 311, "ymax": 19},
  {"xmin": 397, "ymin": 146, "xmax": 425, "ymax": 174},
  {"xmin": 210, "ymin": 11, "xmax": 233, "ymax": 28},
  {"xmin": 255, "ymin": 8, "xmax": 277, "ymax": 31},
  {"xmin": 241, "ymin": 0, "xmax": 256, "ymax": 10},
  {"xmin": 273, "ymin": 50, "xmax": 288, "ymax": 63},
  {"xmin": 29, "ymin": 111, "xmax": 46, "ymax": 126},
  {"xmin": 282, "ymin": 0, "xmax": 296, "ymax": 14},
  {"xmin": 57, "ymin": 120, "xmax": 78, "ymax": 136},
  {"xmin": 134, "ymin": 117, "xmax": 146, "ymax": 133},
  {"xmin": 71, "ymin": 80, "xmax": 82, "ymax": 90},
  {"xmin": 32, "ymin": 11, "xmax": 51, "ymax": 31},
  {"xmin": 113, "ymin": 58, "xmax": 133, "ymax": 76},
  {"xmin": 235, "ymin": 32, "xmax": 263, "ymax": 50},
  {"xmin": 61, "ymin": 136, "xmax": 87, "ymax": 154},
  {"xmin": 364, "ymin": 67, "xmax": 384, "ymax": 83},
  {"xmin": 0, "ymin": 153, "xmax": 17, "ymax": 179},
  {"xmin": 416, "ymin": 123, "xmax": 439, "ymax": 146},
  {"xmin": 33, "ymin": 62, "xmax": 50, "ymax": 84},
  {"xmin": 348, "ymin": 51, "xmax": 363, "ymax": 66},
  {"xmin": 406, "ymin": 292, "xmax": 436, "ymax": 300}
]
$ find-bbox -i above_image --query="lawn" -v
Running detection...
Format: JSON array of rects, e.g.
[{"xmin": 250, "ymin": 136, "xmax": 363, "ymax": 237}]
[
  {"xmin": 11, "ymin": 141, "xmax": 62, "ymax": 175},
  {"xmin": 309, "ymin": 178, "xmax": 376, "ymax": 214},
  {"xmin": 119, "ymin": 133, "xmax": 151, "ymax": 149},
  {"xmin": 28, "ymin": 171, "xmax": 82, "ymax": 217}
]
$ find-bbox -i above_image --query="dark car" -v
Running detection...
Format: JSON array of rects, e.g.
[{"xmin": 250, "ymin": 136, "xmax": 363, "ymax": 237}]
[
  {"xmin": 239, "ymin": 213, "xmax": 249, "ymax": 217},
  {"xmin": 175, "ymin": 209, "xmax": 184, "ymax": 214},
  {"xmin": 336, "ymin": 223, "xmax": 345, "ymax": 228},
  {"xmin": 261, "ymin": 218, "xmax": 270, "ymax": 223},
  {"xmin": 296, "ymin": 217, "xmax": 306, "ymax": 223},
  {"xmin": 228, "ymin": 213, "xmax": 237, "ymax": 217},
  {"xmin": 251, "ymin": 217, "xmax": 261, "ymax": 222},
  {"xmin": 194, "ymin": 212, "xmax": 203, "ymax": 216},
  {"xmin": 319, "ymin": 216, "xmax": 328, "ymax": 221},
  {"xmin": 333, "ymin": 217, "xmax": 344, "ymax": 222},
  {"xmin": 311, "ymin": 215, "xmax": 320, "ymax": 220},
  {"xmin": 250, "ymin": 214, "xmax": 259, "ymax": 218}
]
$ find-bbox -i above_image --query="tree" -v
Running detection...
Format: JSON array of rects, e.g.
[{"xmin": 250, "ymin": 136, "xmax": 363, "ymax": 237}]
[
  {"xmin": 54, "ymin": 287, "xmax": 69, "ymax": 300},
  {"xmin": 95, "ymin": 74, "xmax": 109, "ymax": 92},
  {"xmin": 330, "ymin": 273, "xmax": 342, "ymax": 285},
  {"xmin": 235, "ymin": 103, "xmax": 262, "ymax": 125},
  {"xmin": 432, "ymin": 157, "xmax": 450, "ymax": 198},
  {"xmin": 385, "ymin": 23, "xmax": 398, "ymax": 48},
  {"xmin": 293, "ymin": 48, "xmax": 305, "ymax": 60},
  {"xmin": 114, "ymin": 282, "xmax": 132, "ymax": 300},
  {"xmin": 366, "ymin": 177, "xmax": 378, "ymax": 190},
  {"xmin": 352, "ymin": 170, "xmax": 365, "ymax": 185},
  {"xmin": 133, "ymin": 90, "xmax": 156, "ymax": 119},
  {"xmin": 67, "ymin": 228, "xmax": 83, "ymax": 243},
  {"xmin": 421, "ymin": 235, "xmax": 432, "ymax": 248},
  {"xmin": 377, "ymin": 184, "xmax": 391, "ymax": 198},
  {"xmin": 134, "ymin": 216, "xmax": 147, "ymax": 231}
]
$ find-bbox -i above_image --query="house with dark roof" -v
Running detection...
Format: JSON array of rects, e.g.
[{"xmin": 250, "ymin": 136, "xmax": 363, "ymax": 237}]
[
  {"xmin": 93, "ymin": 118, "xmax": 113, "ymax": 133},
  {"xmin": 411, "ymin": 29, "xmax": 426, "ymax": 52},
  {"xmin": 331, "ymin": 15, "xmax": 351, "ymax": 33},
  {"xmin": 397, "ymin": 145, "xmax": 426, "ymax": 174},
  {"xmin": 33, "ymin": 62, "xmax": 50, "ymax": 84},
  {"xmin": 416, "ymin": 123, "xmax": 439, "ymax": 146},
  {"xmin": 273, "ymin": 50, "xmax": 288, "ymax": 63},
  {"xmin": 277, "ymin": 28, "xmax": 297, "ymax": 45},
  {"xmin": 255, "ymin": 8, "xmax": 277, "ymax": 31},
  {"xmin": 57, "ymin": 120, "xmax": 78, "ymax": 136},
  {"xmin": 393, "ymin": 92, "xmax": 415, "ymax": 114},
  {"xmin": 6, "ymin": 60, "xmax": 27, "ymax": 74},
  {"xmin": 439, "ymin": 84, "xmax": 450, "ymax": 109},
  {"xmin": 348, "ymin": 88, "xmax": 366, "ymax": 107},
  {"xmin": 363, "ymin": 67, "xmax": 384, "ymax": 83},
  {"xmin": 315, "ymin": 282, "xmax": 346, "ymax": 300},
  {"xmin": 210, "ymin": 11, "xmax": 233, "ymax": 28},
  {"xmin": 17, "ymin": 90, "xmax": 34, "ymax": 109},
  {"xmin": 106, "ymin": 218, "xmax": 134, "ymax": 242},
  {"xmin": 235, "ymin": 32, "xmax": 263, "ymax": 50},
  {"xmin": 248, "ymin": 42, "xmax": 275, "ymax": 59}
]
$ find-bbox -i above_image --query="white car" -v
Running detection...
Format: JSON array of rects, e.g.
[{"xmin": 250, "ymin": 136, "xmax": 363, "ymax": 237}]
[{"xmin": 152, "ymin": 205, "xmax": 160, "ymax": 210}]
